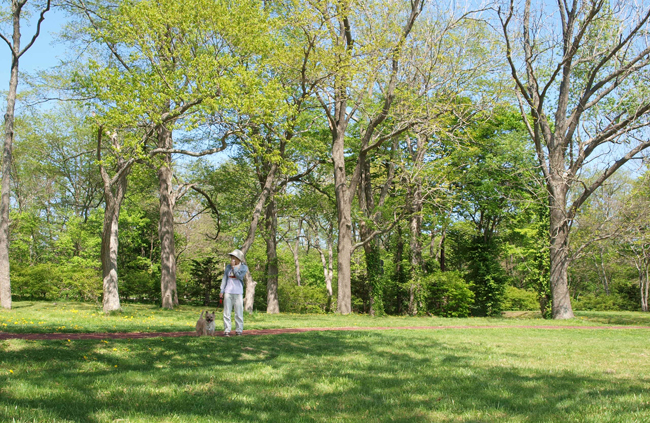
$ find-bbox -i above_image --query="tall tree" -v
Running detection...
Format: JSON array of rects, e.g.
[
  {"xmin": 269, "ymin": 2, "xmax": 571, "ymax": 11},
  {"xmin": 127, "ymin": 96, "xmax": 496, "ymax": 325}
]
[
  {"xmin": 499, "ymin": 0, "xmax": 650, "ymax": 318},
  {"xmin": 300, "ymin": 0, "xmax": 425, "ymax": 313},
  {"xmin": 0, "ymin": 0, "xmax": 51, "ymax": 309},
  {"xmin": 72, "ymin": 0, "xmax": 274, "ymax": 308},
  {"xmin": 96, "ymin": 128, "xmax": 132, "ymax": 313}
]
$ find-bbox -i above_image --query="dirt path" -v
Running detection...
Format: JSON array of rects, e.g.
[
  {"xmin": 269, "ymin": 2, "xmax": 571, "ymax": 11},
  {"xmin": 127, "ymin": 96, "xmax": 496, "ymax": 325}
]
[{"xmin": 1, "ymin": 324, "xmax": 649, "ymax": 341}]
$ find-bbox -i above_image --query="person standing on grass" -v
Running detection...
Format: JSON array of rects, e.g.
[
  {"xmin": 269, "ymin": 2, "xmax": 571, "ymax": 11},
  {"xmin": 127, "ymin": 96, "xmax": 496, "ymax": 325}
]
[{"xmin": 220, "ymin": 249, "xmax": 248, "ymax": 337}]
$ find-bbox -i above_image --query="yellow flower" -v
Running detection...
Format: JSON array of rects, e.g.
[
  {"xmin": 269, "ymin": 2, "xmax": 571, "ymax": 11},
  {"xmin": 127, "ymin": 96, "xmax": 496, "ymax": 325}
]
[{"xmin": 9, "ymin": 370, "xmax": 13, "ymax": 373}]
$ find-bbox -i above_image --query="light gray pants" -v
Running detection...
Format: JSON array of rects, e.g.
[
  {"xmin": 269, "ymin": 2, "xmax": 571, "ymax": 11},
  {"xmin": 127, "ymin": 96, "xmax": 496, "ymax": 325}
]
[{"xmin": 223, "ymin": 293, "xmax": 244, "ymax": 334}]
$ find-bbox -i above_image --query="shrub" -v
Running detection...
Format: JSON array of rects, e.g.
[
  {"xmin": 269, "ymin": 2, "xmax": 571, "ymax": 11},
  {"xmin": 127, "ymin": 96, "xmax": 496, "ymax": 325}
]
[
  {"xmin": 573, "ymin": 294, "xmax": 621, "ymax": 311},
  {"xmin": 502, "ymin": 286, "xmax": 539, "ymax": 311},
  {"xmin": 278, "ymin": 281, "xmax": 329, "ymax": 314},
  {"xmin": 12, "ymin": 263, "xmax": 61, "ymax": 300},
  {"xmin": 58, "ymin": 257, "xmax": 102, "ymax": 301},
  {"xmin": 422, "ymin": 271, "xmax": 475, "ymax": 317},
  {"xmin": 12, "ymin": 258, "xmax": 102, "ymax": 301},
  {"xmin": 612, "ymin": 280, "xmax": 642, "ymax": 311},
  {"xmin": 464, "ymin": 239, "xmax": 507, "ymax": 316}
]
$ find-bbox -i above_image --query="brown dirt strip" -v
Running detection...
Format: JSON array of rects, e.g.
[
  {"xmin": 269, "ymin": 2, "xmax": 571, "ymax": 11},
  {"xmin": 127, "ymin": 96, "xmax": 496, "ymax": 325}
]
[{"xmin": 1, "ymin": 324, "xmax": 649, "ymax": 341}]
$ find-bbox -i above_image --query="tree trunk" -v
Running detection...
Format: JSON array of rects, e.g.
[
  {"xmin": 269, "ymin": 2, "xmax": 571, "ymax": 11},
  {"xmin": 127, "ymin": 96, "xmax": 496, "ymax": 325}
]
[
  {"xmin": 292, "ymin": 219, "xmax": 302, "ymax": 286},
  {"xmin": 1, "ymin": 0, "xmax": 50, "ymax": 310},
  {"xmin": 100, "ymin": 172, "xmax": 128, "ymax": 314},
  {"xmin": 333, "ymin": 132, "xmax": 352, "ymax": 314},
  {"xmin": 240, "ymin": 163, "xmax": 277, "ymax": 312},
  {"xmin": 408, "ymin": 178, "xmax": 423, "ymax": 315},
  {"xmin": 639, "ymin": 265, "xmax": 648, "ymax": 312},
  {"xmin": 409, "ymin": 185, "xmax": 423, "ymax": 272},
  {"xmin": 97, "ymin": 128, "xmax": 132, "ymax": 314},
  {"xmin": 157, "ymin": 126, "xmax": 178, "ymax": 309},
  {"xmin": 395, "ymin": 224, "xmax": 405, "ymax": 315},
  {"xmin": 548, "ymin": 182, "xmax": 574, "ymax": 319},
  {"xmin": 439, "ymin": 231, "xmax": 447, "ymax": 272},
  {"xmin": 641, "ymin": 257, "xmax": 650, "ymax": 313},
  {"xmin": 243, "ymin": 272, "xmax": 256, "ymax": 312},
  {"xmin": 0, "ymin": 50, "xmax": 18, "ymax": 310},
  {"xmin": 265, "ymin": 197, "xmax": 279, "ymax": 314},
  {"xmin": 320, "ymin": 228, "xmax": 334, "ymax": 312}
]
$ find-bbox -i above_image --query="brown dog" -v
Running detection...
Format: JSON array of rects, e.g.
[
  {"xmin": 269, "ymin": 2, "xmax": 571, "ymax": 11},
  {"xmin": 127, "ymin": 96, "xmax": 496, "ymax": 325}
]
[{"xmin": 196, "ymin": 310, "xmax": 216, "ymax": 336}]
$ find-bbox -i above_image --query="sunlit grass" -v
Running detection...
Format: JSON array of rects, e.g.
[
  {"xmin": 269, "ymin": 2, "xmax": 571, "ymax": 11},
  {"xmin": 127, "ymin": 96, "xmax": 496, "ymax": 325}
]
[
  {"xmin": 1, "ymin": 327, "xmax": 649, "ymax": 422},
  {"xmin": 1, "ymin": 302, "xmax": 648, "ymax": 335}
]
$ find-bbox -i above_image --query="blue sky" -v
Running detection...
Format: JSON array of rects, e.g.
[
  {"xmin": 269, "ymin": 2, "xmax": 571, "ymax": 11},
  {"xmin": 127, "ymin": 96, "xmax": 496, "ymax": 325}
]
[{"xmin": 0, "ymin": 8, "xmax": 69, "ymax": 97}]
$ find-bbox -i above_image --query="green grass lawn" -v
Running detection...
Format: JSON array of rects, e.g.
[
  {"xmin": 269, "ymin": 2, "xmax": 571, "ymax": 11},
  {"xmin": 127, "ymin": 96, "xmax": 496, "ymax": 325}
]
[
  {"xmin": 1, "ymin": 302, "xmax": 650, "ymax": 422},
  {"xmin": 2, "ymin": 301, "xmax": 649, "ymax": 335}
]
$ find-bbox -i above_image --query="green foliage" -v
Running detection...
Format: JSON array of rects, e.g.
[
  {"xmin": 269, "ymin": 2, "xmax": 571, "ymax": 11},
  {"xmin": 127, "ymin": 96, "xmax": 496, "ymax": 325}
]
[
  {"xmin": 573, "ymin": 281, "xmax": 641, "ymax": 312},
  {"xmin": 422, "ymin": 270, "xmax": 475, "ymax": 318},
  {"xmin": 11, "ymin": 258, "xmax": 102, "ymax": 302},
  {"xmin": 502, "ymin": 286, "xmax": 539, "ymax": 311},
  {"xmin": 452, "ymin": 236, "xmax": 507, "ymax": 317},
  {"xmin": 278, "ymin": 281, "xmax": 329, "ymax": 314},
  {"xmin": 573, "ymin": 294, "xmax": 624, "ymax": 312},
  {"xmin": 187, "ymin": 257, "xmax": 221, "ymax": 306}
]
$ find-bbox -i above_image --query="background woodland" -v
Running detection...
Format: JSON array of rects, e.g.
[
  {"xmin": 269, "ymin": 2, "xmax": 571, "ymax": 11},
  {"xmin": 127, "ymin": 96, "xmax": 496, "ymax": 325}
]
[{"xmin": 2, "ymin": 0, "xmax": 650, "ymax": 319}]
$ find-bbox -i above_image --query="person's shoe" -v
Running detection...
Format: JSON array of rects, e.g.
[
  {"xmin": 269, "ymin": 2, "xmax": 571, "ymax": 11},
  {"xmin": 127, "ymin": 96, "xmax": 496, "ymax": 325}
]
[
  {"xmin": 224, "ymin": 332, "xmax": 230, "ymax": 337},
  {"xmin": 236, "ymin": 332, "xmax": 242, "ymax": 336}
]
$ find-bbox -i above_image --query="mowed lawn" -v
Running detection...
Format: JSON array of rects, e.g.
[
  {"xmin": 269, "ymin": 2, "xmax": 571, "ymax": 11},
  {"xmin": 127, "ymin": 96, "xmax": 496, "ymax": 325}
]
[{"xmin": 1, "ymin": 302, "xmax": 649, "ymax": 422}]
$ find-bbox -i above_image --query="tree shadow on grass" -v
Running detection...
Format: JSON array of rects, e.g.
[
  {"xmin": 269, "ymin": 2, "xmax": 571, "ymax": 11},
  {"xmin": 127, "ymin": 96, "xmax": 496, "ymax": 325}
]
[{"xmin": 0, "ymin": 331, "xmax": 648, "ymax": 422}]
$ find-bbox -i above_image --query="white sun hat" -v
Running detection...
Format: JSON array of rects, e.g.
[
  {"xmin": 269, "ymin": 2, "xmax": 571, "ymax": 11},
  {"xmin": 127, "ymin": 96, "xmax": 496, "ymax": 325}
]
[{"xmin": 228, "ymin": 249, "xmax": 245, "ymax": 263}]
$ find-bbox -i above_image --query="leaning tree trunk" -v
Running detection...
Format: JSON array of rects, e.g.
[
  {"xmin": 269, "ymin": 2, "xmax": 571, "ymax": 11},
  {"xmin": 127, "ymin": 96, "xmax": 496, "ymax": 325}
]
[
  {"xmin": 100, "ymin": 175, "xmax": 127, "ymax": 313},
  {"xmin": 97, "ymin": 128, "xmax": 132, "ymax": 314},
  {"xmin": 548, "ymin": 180, "xmax": 574, "ymax": 319},
  {"xmin": 157, "ymin": 125, "xmax": 178, "ymax": 309},
  {"xmin": 241, "ymin": 163, "xmax": 278, "ymax": 312},
  {"xmin": 265, "ymin": 197, "xmax": 279, "ymax": 314}
]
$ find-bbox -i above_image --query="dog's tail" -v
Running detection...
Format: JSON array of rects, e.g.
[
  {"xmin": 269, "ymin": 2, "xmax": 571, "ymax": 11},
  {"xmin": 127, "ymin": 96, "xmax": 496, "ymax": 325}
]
[{"xmin": 199, "ymin": 310, "xmax": 204, "ymax": 319}]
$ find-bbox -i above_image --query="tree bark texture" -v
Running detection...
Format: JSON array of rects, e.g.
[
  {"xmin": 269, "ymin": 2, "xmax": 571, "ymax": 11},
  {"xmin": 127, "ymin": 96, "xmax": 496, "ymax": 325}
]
[
  {"xmin": 358, "ymin": 158, "xmax": 387, "ymax": 316},
  {"xmin": 265, "ymin": 197, "xmax": 279, "ymax": 314},
  {"xmin": 157, "ymin": 126, "xmax": 178, "ymax": 309},
  {"xmin": 291, "ymin": 219, "xmax": 302, "ymax": 286},
  {"xmin": 548, "ymin": 180, "xmax": 574, "ymax": 319},
  {"xmin": 333, "ymin": 132, "xmax": 353, "ymax": 314},
  {"xmin": 0, "ymin": 0, "xmax": 51, "ymax": 309},
  {"xmin": 395, "ymin": 224, "xmax": 405, "ymax": 315},
  {"xmin": 97, "ymin": 129, "xmax": 132, "ymax": 313},
  {"xmin": 100, "ymin": 173, "xmax": 127, "ymax": 313},
  {"xmin": 323, "ymin": 228, "xmax": 334, "ymax": 312},
  {"xmin": 0, "ymin": 53, "xmax": 18, "ymax": 310},
  {"xmin": 240, "ymin": 163, "xmax": 277, "ymax": 312}
]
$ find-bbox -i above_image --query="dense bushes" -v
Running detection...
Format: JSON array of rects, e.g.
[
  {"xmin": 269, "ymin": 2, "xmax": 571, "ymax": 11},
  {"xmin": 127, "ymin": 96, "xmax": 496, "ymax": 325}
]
[
  {"xmin": 11, "ymin": 258, "xmax": 102, "ymax": 301},
  {"xmin": 502, "ymin": 286, "xmax": 539, "ymax": 311},
  {"xmin": 278, "ymin": 281, "xmax": 330, "ymax": 314},
  {"xmin": 422, "ymin": 271, "xmax": 474, "ymax": 317},
  {"xmin": 573, "ymin": 281, "xmax": 641, "ymax": 311}
]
